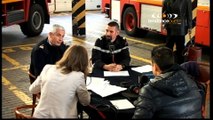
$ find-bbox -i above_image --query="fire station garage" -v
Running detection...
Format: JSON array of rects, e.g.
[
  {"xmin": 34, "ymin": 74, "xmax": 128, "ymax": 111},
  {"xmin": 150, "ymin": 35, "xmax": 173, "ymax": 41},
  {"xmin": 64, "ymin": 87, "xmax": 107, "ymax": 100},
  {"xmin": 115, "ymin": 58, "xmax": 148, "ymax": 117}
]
[{"xmin": 2, "ymin": 0, "xmax": 210, "ymax": 119}]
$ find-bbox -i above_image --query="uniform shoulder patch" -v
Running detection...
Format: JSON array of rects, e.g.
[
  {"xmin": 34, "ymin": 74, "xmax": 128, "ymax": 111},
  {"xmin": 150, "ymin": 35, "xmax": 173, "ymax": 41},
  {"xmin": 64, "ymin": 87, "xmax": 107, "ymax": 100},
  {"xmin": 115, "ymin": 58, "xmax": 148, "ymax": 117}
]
[
  {"xmin": 39, "ymin": 44, "xmax": 44, "ymax": 49},
  {"xmin": 122, "ymin": 37, "xmax": 128, "ymax": 45},
  {"xmin": 99, "ymin": 38, "xmax": 103, "ymax": 41},
  {"xmin": 100, "ymin": 36, "xmax": 105, "ymax": 40}
]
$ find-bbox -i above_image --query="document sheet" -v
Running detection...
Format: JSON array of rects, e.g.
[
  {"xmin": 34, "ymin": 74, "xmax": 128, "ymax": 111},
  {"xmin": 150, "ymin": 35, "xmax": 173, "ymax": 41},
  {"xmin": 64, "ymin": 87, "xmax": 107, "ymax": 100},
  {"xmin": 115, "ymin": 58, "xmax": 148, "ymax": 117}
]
[
  {"xmin": 131, "ymin": 65, "xmax": 152, "ymax": 73},
  {"xmin": 104, "ymin": 71, "xmax": 129, "ymax": 77},
  {"xmin": 110, "ymin": 99, "xmax": 135, "ymax": 110},
  {"xmin": 86, "ymin": 77, "xmax": 127, "ymax": 97}
]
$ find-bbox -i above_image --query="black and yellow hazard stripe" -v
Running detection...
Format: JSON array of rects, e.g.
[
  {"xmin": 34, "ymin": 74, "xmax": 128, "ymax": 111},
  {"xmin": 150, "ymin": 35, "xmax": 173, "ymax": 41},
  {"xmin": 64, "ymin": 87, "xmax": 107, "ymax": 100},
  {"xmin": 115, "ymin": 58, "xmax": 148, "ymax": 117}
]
[
  {"xmin": 185, "ymin": 0, "xmax": 197, "ymax": 45},
  {"xmin": 72, "ymin": 0, "xmax": 86, "ymax": 36}
]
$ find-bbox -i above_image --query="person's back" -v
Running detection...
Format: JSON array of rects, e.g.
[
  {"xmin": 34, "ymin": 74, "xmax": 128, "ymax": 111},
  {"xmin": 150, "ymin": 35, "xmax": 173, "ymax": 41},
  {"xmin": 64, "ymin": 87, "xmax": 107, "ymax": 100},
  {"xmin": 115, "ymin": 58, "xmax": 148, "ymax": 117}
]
[
  {"xmin": 132, "ymin": 46, "xmax": 202, "ymax": 118},
  {"xmin": 136, "ymin": 66, "xmax": 202, "ymax": 118},
  {"xmin": 29, "ymin": 45, "xmax": 91, "ymax": 118},
  {"xmin": 31, "ymin": 65, "xmax": 89, "ymax": 118}
]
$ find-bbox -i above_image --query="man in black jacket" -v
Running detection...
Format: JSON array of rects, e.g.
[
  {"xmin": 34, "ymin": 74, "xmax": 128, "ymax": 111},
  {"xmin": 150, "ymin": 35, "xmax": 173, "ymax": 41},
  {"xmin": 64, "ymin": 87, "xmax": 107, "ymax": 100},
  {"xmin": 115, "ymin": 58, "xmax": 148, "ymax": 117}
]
[
  {"xmin": 163, "ymin": 0, "xmax": 192, "ymax": 64},
  {"xmin": 91, "ymin": 21, "xmax": 130, "ymax": 71},
  {"xmin": 29, "ymin": 24, "xmax": 68, "ymax": 83},
  {"xmin": 132, "ymin": 46, "xmax": 202, "ymax": 118}
]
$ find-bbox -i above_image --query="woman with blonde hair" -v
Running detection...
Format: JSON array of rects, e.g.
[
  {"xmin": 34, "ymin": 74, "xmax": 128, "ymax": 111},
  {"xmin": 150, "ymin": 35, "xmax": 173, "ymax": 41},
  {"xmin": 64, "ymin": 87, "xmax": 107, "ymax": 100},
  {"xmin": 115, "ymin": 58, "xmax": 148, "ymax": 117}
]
[{"xmin": 29, "ymin": 45, "xmax": 91, "ymax": 118}]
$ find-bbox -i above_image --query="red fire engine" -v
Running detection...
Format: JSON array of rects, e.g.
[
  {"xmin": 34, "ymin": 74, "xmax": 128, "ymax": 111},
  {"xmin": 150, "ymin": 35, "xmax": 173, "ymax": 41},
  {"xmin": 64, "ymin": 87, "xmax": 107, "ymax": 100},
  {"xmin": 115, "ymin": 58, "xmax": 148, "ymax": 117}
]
[
  {"xmin": 101, "ymin": 0, "xmax": 210, "ymax": 47},
  {"xmin": 2, "ymin": 0, "xmax": 50, "ymax": 37}
]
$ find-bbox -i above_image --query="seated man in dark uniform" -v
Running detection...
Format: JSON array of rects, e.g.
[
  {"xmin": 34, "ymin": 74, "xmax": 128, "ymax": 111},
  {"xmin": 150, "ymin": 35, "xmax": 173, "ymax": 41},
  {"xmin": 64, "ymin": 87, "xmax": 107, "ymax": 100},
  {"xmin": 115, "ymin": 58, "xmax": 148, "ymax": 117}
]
[
  {"xmin": 91, "ymin": 21, "xmax": 131, "ymax": 72},
  {"xmin": 28, "ymin": 24, "xmax": 68, "ymax": 112},
  {"xmin": 29, "ymin": 24, "xmax": 68, "ymax": 82}
]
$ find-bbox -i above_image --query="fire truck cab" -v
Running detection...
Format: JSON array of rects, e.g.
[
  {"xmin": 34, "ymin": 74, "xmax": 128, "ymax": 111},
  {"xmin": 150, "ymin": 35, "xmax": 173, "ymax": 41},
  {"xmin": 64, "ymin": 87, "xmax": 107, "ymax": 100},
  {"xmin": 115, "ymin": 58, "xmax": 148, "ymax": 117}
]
[
  {"xmin": 101, "ymin": 0, "xmax": 210, "ymax": 47},
  {"xmin": 2, "ymin": 0, "xmax": 50, "ymax": 37}
]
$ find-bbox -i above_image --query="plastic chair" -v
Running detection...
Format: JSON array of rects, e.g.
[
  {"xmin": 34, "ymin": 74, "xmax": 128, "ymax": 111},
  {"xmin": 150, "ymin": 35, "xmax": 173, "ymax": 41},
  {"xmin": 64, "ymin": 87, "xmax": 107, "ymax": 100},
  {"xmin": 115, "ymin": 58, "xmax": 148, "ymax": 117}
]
[{"xmin": 14, "ymin": 104, "xmax": 37, "ymax": 119}]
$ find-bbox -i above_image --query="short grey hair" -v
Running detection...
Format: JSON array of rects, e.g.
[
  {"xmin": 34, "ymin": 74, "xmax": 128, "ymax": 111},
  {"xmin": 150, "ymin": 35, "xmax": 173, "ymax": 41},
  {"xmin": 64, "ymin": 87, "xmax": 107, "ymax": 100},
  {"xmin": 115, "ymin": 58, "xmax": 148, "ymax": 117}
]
[{"xmin": 51, "ymin": 24, "xmax": 65, "ymax": 33}]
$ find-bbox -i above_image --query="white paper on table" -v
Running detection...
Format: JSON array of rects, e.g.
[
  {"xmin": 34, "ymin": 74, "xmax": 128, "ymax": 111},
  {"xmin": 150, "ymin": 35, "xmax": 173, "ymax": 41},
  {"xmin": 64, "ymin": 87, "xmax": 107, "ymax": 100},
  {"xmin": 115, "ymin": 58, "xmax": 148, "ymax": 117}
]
[
  {"xmin": 99, "ymin": 84, "xmax": 127, "ymax": 97},
  {"xmin": 86, "ymin": 77, "xmax": 105, "ymax": 90},
  {"xmin": 86, "ymin": 77, "xmax": 127, "ymax": 97},
  {"xmin": 110, "ymin": 99, "xmax": 135, "ymax": 110},
  {"xmin": 131, "ymin": 65, "xmax": 152, "ymax": 73},
  {"xmin": 104, "ymin": 71, "xmax": 129, "ymax": 77}
]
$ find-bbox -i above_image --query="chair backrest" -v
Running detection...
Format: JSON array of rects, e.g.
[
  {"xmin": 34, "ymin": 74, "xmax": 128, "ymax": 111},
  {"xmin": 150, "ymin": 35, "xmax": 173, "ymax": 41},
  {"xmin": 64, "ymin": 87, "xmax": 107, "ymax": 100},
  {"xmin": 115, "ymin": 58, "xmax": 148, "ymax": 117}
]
[
  {"xmin": 197, "ymin": 62, "xmax": 210, "ymax": 83},
  {"xmin": 181, "ymin": 61, "xmax": 210, "ymax": 118},
  {"xmin": 180, "ymin": 61, "xmax": 210, "ymax": 83},
  {"xmin": 87, "ymin": 104, "xmax": 117, "ymax": 120},
  {"xmin": 197, "ymin": 62, "xmax": 210, "ymax": 118},
  {"xmin": 28, "ymin": 71, "xmax": 36, "ymax": 84},
  {"xmin": 14, "ymin": 104, "xmax": 37, "ymax": 119},
  {"xmin": 28, "ymin": 71, "xmax": 39, "ymax": 116}
]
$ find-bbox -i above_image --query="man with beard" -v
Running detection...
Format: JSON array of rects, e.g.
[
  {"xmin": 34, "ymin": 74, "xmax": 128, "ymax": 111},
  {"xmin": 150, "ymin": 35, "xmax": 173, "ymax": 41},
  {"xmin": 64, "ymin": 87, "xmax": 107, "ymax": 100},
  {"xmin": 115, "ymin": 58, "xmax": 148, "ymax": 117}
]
[{"xmin": 91, "ymin": 21, "xmax": 130, "ymax": 72}]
